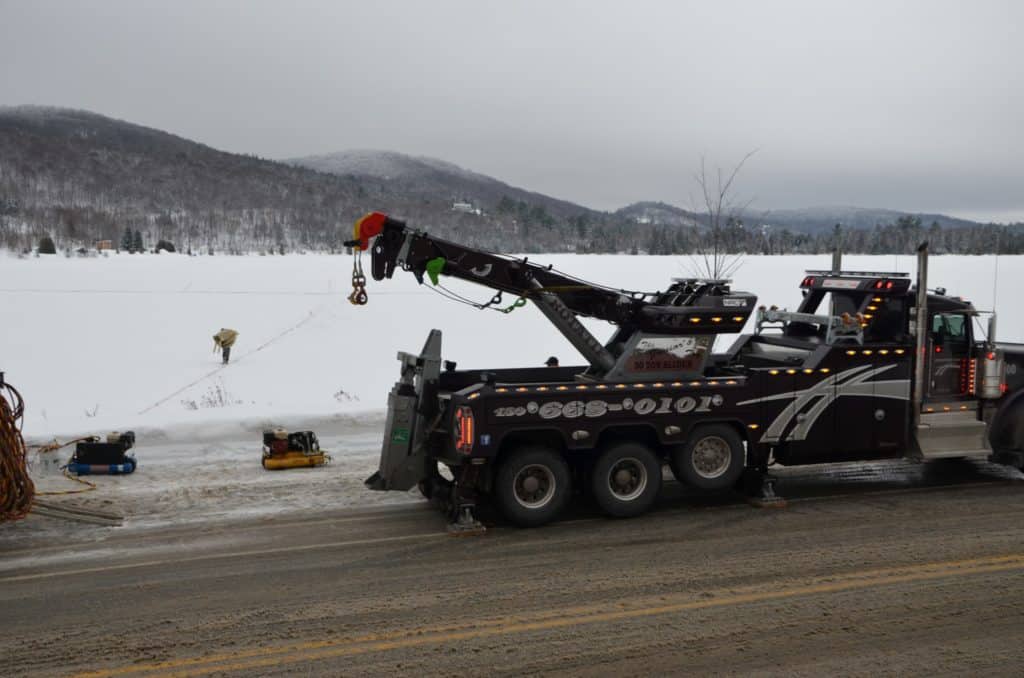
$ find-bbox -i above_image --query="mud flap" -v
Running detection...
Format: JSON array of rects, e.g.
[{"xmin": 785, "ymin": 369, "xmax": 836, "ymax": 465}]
[{"xmin": 365, "ymin": 330, "xmax": 443, "ymax": 491}]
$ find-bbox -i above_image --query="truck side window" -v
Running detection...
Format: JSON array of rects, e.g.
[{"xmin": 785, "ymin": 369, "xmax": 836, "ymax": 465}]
[{"xmin": 931, "ymin": 313, "xmax": 967, "ymax": 344}]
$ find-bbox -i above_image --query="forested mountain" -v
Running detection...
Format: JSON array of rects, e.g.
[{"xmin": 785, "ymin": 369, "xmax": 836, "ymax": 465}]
[
  {"xmin": 289, "ymin": 150, "xmax": 592, "ymax": 221},
  {"xmin": 1, "ymin": 106, "xmax": 1020, "ymax": 255}
]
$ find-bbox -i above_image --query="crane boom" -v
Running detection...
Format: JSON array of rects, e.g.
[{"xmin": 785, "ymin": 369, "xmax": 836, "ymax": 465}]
[{"xmin": 346, "ymin": 212, "xmax": 758, "ymax": 378}]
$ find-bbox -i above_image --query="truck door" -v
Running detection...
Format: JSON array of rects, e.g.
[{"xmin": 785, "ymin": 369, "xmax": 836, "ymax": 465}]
[
  {"xmin": 833, "ymin": 356, "xmax": 881, "ymax": 459},
  {"xmin": 927, "ymin": 313, "xmax": 972, "ymax": 400},
  {"xmin": 831, "ymin": 350, "xmax": 911, "ymax": 460}
]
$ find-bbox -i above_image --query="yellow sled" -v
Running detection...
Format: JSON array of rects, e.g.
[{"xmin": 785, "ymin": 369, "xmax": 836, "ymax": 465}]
[{"xmin": 261, "ymin": 450, "xmax": 328, "ymax": 470}]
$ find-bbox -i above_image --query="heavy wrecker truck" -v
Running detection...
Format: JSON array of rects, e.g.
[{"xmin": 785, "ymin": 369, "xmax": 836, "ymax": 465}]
[{"xmin": 346, "ymin": 212, "xmax": 1024, "ymax": 531}]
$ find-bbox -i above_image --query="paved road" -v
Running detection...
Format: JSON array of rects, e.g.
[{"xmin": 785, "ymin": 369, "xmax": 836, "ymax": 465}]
[{"xmin": 3, "ymin": 459, "xmax": 1024, "ymax": 677}]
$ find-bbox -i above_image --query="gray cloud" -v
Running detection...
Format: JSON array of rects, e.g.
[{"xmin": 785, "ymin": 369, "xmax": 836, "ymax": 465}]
[{"xmin": 1, "ymin": 0, "xmax": 1021, "ymax": 219}]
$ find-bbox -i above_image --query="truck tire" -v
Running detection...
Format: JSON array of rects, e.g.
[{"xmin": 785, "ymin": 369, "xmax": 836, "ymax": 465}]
[
  {"xmin": 590, "ymin": 442, "xmax": 662, "ymax": 518},
  {"xmin": 672, "ymin": 424, "xmax": 745, "ymax": 491},
  {"xmin": 494, "ymin": 446, "xmax": 571, "ymax": 527}
]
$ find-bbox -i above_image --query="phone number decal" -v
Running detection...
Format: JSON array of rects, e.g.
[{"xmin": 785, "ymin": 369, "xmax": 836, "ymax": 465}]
[{"xmin": 493, "ymin": 395, "xmax": 724, "ymax": 420}]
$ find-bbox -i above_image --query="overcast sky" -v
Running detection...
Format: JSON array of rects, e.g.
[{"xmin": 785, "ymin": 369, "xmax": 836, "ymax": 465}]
[{"xmin": 1, "ymin": 0, "xmax": 1021, "ymax": 220}]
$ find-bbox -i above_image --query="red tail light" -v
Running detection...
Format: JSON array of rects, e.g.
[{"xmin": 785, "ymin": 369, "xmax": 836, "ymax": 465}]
[{"xmin": 454, "ymin": 405, "xmax": 475, "ymax": 455}]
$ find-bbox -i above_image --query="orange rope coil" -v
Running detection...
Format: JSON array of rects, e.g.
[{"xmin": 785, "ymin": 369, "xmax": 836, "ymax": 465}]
[{"xmin": 0, "ymin": 378, "xmax": 34, "ymax": 522}]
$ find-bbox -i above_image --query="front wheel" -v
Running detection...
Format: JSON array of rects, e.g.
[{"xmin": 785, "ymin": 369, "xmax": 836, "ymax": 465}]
[
  {"xmin": 671, "ymin": 424, "xmax": 745, "ymax": 491},
  {"xmin": 590, "ymin": 442, "xmax": 662, "ymax": 518},
  {"xmin": 493, "ymin": 446, "xmax": 571, "ymax": 527}
]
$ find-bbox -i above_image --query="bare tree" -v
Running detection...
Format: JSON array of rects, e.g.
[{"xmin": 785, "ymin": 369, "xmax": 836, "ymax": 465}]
[{"xmin": 686, "ymin": 150, "xmax": 758, "ymax": 279}]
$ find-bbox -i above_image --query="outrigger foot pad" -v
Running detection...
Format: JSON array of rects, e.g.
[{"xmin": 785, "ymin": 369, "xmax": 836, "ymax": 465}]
[
  {"xmin": 743, "ymin": 470, "xmax": 788, "ymax": 509},
  {"xmin": 447, "ymin": 505, "xmax": 486, "ymax": 536}
]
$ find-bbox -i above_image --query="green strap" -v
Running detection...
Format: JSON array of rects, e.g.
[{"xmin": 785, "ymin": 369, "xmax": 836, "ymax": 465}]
[
  {"xmin": 425, "ymin": 257, "xmax": 446, "ymax": 285},
  {"xmin": 501, "ymin": 297, "xmax": 528, "ymax": 314}
]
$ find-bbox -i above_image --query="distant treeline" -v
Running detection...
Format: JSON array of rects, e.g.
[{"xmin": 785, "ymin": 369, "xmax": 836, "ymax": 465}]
[
  {"xmin": 2, "ymin": 201, "xmax": 1022, "ymax": 256},
  {"xmin": 634, "ymin": 215, "xmax": 1024, "ymax": 256}
]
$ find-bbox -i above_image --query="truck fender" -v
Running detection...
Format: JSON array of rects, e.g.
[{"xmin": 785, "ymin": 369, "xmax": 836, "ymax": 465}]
[{"xmin": 987, "ymin": 389, "xmax": 1024, "ymax": 452}]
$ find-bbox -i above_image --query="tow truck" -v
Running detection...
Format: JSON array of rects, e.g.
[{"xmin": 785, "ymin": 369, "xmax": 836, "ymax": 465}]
[{"xmin": 346, "ymin": 212, "xmax": 1024, "ymax": 531}]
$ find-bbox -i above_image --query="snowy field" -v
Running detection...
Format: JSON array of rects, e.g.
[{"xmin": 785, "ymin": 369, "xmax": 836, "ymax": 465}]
[{"xmin": 1, "ymin": 251, "xmax": 1021, "ymax": 538}]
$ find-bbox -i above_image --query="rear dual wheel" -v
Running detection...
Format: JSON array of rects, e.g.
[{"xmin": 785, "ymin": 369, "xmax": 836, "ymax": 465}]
[
  {"xmin": 590, "ymin": 442, "xmax": 662, "ymax": 518},
  {"xmin": 494, "ymin": 446, "xmax": 572, "ymax": 527}
]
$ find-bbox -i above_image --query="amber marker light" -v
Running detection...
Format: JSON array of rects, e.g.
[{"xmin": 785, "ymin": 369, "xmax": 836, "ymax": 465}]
[
  {"xmin": 689, "ymin": 317, "xmax": 701, "ymax": 323},
  {"xmin": 769, "ymin": 369, "xmax": 780, "ymax": 375},
  {"xmin": 846, "ymin": 350, "xmax": 856, "ymax": 356},
  {"xmin": 732, "ymin": 316, "xmax": 745, "ymax": 322},
  {"xmin": 786, "ymin": 369, "xmax": 797, "ymax": 375},
  {"xmin": 712, "ymin": 317, "xmax": 722, "ymax": 323}
]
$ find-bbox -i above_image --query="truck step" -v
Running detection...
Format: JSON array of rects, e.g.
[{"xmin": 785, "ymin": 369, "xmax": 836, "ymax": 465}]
[{"xmin": 914, "ymin": 412, "xmax": 989, "ymax": 459}]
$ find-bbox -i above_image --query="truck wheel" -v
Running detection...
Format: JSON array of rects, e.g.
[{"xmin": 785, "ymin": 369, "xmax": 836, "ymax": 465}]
[
  {"xmin": 494, "ymin": 446, "xmax": 571, "ymax": 527},
  {"xmin": 590, "ymin": 442, "xmax": 662, "ymax": 518},
  {"xmin": 672, "ymin": 424, "xmax": 745, "ymax": 491}
]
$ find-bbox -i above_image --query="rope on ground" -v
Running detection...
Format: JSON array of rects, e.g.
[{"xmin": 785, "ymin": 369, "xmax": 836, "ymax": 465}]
[{"xmin": 0, "ymin": 377, "xmax": 34, "ymax": 522}]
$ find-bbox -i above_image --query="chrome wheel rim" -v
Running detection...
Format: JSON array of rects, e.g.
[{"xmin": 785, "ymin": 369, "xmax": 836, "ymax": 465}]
[
  {"xmin": 514, "ymin": 464, "xmax": 556, "ymax": 509},
  {"xmin": 692, "ymin": 436, "xmax": 732, "ymax": 479},
  {"xmin": 606, "ymin": 457, "xmax": 648, "ymax": 501}
]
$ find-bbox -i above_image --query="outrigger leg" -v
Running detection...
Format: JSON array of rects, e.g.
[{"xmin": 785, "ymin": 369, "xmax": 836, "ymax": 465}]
[
  {"xmin": 741, "ymin": 464, "xmax": 787, "ymax": 509},
  {"xmin": 446, "ymin": 465, "xmax": 486, "ymax": 536}
]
